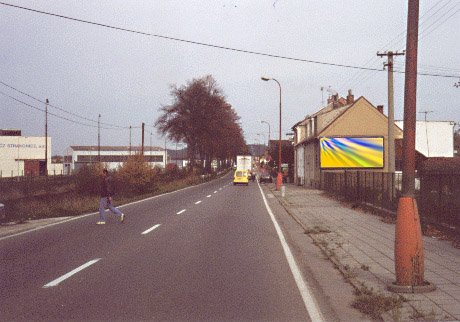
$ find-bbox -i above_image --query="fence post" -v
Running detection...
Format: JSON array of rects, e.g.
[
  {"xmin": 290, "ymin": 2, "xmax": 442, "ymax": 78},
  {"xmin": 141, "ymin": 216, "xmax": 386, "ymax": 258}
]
[
  {"xmin": 372, "ymin": 172, "xmax": 376, "ymax": 207},
  {"xmin": 356, "ymin": 171, "xmax": 360, "ymax": 203},
  {"xmin": 382, "ymin": 172, "xmax": 385, "ymax": 208},
  {"xmin": 391, "ymin": 172, "xmax": 394, "ymax": 203},
  {"xmin": 344, "ymin": 171, "xmax": 348, "ymax": 201}
]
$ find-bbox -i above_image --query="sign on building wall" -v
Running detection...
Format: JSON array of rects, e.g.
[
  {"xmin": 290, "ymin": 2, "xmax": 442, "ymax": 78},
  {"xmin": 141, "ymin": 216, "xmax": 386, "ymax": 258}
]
[
  {"xmin": 0, "ymin": 137, "xmax": 49, "ymax": 155},
  {"xmin": 320, "ymin": 137, "xmax": 384, "ymax": 169},
  {"xmin": 0, "ymin": 136, "xmax": 51, "ymax": 177}
]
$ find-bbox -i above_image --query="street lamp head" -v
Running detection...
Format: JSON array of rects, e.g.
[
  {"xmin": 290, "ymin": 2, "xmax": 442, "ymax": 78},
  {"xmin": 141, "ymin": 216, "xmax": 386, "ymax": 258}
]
[{"xmin": 261, "ymin": 77, "xmax": 271, "ymax": 81}]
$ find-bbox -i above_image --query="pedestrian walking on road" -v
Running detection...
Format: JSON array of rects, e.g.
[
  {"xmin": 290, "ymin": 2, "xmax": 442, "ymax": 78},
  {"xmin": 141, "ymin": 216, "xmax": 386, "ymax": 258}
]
[{"xmin": 97, "ymin": 169, "xmax": 125, "ymax": 225}]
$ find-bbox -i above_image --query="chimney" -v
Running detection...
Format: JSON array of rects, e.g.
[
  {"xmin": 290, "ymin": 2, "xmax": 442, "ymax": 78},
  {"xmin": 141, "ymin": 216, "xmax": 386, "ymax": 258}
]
[
  {"xmin": 331, "ymin": 94, "xmax": 339, "ymax": 108},
  {"xmin": 346, "ymin": 89, "xmax": 354, "ymax": 104},
  {"xmin": 377, "ymin": 105, "xmax": 384, "ymax": 114}
]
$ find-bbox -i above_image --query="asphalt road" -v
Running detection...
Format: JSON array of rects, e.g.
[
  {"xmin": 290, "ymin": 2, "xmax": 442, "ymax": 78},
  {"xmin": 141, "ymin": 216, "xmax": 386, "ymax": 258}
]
[{"xmin": 1, "ymin": 173, "xmax": 314, "ymax": 321}]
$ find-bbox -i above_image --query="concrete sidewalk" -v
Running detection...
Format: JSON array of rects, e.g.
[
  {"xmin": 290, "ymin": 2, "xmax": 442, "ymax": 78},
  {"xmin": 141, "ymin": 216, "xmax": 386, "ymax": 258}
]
[{"xmin": 266, "ymin": 183, "xmax": 460, "ymax": 321}]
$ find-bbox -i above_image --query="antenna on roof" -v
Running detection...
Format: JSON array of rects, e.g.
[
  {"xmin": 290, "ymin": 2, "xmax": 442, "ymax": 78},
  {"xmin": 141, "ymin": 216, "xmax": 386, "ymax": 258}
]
[
  {"xmin": 419, "ymin": 110, "xmax": 434, "ymax": 121},
  {"xmin": 326, "ymin": 86, "xmax": 337, "ymax": 95},
  {"xmin": 320, "ymin": 87, "xmax": 324, "ymax": 106}
]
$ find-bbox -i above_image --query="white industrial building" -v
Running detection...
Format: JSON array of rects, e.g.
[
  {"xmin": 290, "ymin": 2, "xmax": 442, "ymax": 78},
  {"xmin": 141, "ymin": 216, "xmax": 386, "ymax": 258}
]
[
  {"xmin": 0, "ymin": 129, "xmax": 56, "ymax": 177},
  {"xmin": 395, "ymin": 120, "xmax": 455, "ymax": 157},
  {"xmin": 63, "ymin": 146, "xmax": 167, "ymax": 174}
]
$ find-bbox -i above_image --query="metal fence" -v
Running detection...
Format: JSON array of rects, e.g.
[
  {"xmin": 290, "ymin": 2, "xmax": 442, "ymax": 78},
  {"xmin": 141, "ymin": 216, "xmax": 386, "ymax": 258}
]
[
  {"xmin": 419, "ymin": 173, "xmax": 460, "ymax": 226},
  {"xmin": 0, "ymin": 169, "xmax": 66, "ymax": 178},
  {"xmin": 0, "ymin": 174, "xmax": 74, "ymax": 200},
  {"xmin": 321, "ymin": 171, "xmax": 403, "ymax": 213},
  {"xmin": 321, "ymin": 170, "xmax": 460, "ymax": 228}
]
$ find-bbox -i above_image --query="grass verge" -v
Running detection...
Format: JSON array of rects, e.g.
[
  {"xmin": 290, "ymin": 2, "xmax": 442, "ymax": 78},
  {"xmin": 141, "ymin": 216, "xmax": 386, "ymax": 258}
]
[{"xmin": 3, "ymin": 173, "xmax": 223, "ymax": 223}]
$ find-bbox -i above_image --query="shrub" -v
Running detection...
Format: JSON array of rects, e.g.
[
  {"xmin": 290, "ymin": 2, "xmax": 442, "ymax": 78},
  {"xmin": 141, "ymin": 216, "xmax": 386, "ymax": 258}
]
[
  {"xmin": 74, "ymin": 163, "xmax": 105, "ymax": 195},
  {"xmin": 117, "ymin": 153, "xmax": 160, "ymax": 196}
]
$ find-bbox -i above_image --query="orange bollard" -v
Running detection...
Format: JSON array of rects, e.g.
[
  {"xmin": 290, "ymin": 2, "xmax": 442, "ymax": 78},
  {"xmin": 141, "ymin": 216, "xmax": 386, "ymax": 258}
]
[{"xmin": 394, "ymin": 197, "xmax": 424, "ymax": 286}]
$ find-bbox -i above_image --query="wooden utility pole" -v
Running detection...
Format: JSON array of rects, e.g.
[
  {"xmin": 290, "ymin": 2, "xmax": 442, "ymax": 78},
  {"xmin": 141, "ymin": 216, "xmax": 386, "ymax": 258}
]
[
  {"xmin": 98, "ymin": 114, "xmax": 101, "ymax": 162},
  {"xmin": 377, "ymin": 51, "xmax": 404, "ymax": 173},
  {"xmin": 45, "ymin": 99, "xmax": 49, "ymax": 176},
  {"xmin": 390, "ymin": 0, "xmax": 434, "ymax": 293},
  {"xmin": 141, "ymin": 123, "xmax": 145, "ymax": 156}
]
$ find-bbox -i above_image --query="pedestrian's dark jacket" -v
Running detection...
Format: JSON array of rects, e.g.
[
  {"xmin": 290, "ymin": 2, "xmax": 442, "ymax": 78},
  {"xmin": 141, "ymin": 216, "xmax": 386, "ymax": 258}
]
[{"xmin": 101, "ymin": 176, "xmax": 114, "ymax": 198}]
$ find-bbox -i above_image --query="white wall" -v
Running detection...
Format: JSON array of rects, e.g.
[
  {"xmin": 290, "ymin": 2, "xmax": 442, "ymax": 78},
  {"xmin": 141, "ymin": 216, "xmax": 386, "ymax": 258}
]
[
  {"xmin": 65, "ymin": 147, "xmax": 166, "ymax": 173},
  {"xmin": 395, "ymin": 121, "xmax": 454, "ymax": 157},
  {"xmin": 0, "ymin": 136, "xmax": 51, "ymax": 177}
]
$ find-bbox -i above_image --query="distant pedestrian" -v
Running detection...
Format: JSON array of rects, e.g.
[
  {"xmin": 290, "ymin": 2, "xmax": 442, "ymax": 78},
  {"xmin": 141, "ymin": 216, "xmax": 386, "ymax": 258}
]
[{"xmin": 97, "ymin": 169, "xmax": 125, "ymax": 225}]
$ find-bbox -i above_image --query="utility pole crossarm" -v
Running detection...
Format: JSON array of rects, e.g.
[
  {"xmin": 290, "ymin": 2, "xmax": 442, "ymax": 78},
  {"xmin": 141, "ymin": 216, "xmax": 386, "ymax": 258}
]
[{"xmin": 377, "ymin": 51, "xmax": 405, "ymax": 68}]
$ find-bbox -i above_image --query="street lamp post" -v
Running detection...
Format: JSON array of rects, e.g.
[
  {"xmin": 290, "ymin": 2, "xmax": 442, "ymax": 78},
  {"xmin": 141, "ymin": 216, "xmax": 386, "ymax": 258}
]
[
  {"xmin": 260, "ymin": 120, "xmax": 271, "ymax": 155},
  {"xmin": 260, "ymin": 120, "xmax": 271, "ymax": 144},
  {"xmin": 257, "ymin": 133, "xmax": 266, "ymax": 157},
  {"xmin": 261, "ymin": 77, "xmax": 282, "ymax": 191}
]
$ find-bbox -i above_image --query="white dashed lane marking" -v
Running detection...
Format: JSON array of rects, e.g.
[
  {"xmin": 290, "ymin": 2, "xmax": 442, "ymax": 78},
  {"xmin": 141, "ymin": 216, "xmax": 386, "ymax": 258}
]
[
  {"xmin": 142, "ymin": 224, "xmax": 161, "ymax": 235},
  {"xmin": 43, "ymin": 259, "xmax": 101, "ymax": 288}
]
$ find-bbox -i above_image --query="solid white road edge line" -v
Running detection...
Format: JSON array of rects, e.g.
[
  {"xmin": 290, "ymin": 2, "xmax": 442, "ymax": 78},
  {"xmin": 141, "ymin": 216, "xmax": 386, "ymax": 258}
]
[
  {"xmin": 176, "ymin": 209, "xmax": 186, "ymax": 215},
  {"xmin": 43, "ymin": 258, "xmax": 101, "ymax": 288},
  {"xmin": 142, "ymin": 224, "xmax": 161, "ymax": 235},
  {"xmin": 257, "ymin": 182, "xmax": 324, "ymax": 322}
]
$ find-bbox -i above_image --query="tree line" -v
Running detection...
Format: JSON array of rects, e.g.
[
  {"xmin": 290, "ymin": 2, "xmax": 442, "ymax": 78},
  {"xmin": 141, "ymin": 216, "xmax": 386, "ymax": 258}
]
[{"xmin": 156, "ymin": 75, "xmax": 248, "ymax": 172}]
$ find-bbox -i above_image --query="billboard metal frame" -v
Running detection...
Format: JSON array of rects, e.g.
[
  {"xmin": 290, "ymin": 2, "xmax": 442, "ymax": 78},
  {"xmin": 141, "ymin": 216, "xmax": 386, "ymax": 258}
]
[{"xmin": 319, "ymin": 136, "xmax": 385, "ymax": 170}]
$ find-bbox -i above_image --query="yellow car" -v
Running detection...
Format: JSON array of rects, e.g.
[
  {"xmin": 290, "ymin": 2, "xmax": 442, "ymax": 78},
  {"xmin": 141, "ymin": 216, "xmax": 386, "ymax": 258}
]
[{"xmin": 233, "ymin": 170, "xmax": 249, "ymax": 186}]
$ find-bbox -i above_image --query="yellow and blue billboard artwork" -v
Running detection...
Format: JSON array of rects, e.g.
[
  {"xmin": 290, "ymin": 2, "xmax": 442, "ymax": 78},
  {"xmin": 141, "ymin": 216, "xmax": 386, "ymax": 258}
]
[{"xmin": 320, "ymin": 137, "xmax": 384, "ymax": 169}]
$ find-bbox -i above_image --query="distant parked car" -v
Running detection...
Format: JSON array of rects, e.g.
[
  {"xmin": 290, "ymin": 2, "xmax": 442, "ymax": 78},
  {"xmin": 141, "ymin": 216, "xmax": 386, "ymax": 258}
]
[{"xmin": 259, "ymin": 170, "xmax": 272, "ymax": 183}]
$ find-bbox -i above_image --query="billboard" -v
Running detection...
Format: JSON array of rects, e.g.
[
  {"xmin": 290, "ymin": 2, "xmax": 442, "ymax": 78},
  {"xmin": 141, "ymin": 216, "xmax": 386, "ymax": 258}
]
[{"xmin": 320, "ymin": 137, "xmax": 384, "ymax": 169}]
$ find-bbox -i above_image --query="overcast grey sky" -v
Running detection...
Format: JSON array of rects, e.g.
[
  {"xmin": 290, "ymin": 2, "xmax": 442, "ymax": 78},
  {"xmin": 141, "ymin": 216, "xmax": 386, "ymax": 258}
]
[{"xmin": 1, "ymin": 0, "xmax": 459, "ymax": 155}]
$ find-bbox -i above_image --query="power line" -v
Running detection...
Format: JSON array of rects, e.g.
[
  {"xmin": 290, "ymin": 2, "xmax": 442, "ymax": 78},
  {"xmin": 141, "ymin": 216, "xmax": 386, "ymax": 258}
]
[
  {"xmin": 394, "ymin": 62, "xmax": 460, "ymax": 73},
  {"xmin": 1, "ymin": 2, "xmax": 459, "ymax": 79},
  {"xmin": 0, "ymin": 90, "xmax": 132, "ymax": 130},
  {"xmin": 337, "ymin": 0, "xmax": 460, "ymax": 93},
  {"xmin": 419, "ymin": 4, "xmax": 460, "ymax": 41},
  {"xmin": 0, "ymin": 81, "xmax": 133, "ymax": 129}
]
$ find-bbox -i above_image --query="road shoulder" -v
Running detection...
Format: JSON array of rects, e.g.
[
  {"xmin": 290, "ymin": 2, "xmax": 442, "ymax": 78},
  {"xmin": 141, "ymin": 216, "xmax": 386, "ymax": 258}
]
[
  {"xmin": 0, "ymin": 217, "xmax": 73, "ymax": 239},
  {"xmin": 260, "ymin": 183, "xmax": 371, "ymax": 321}
]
